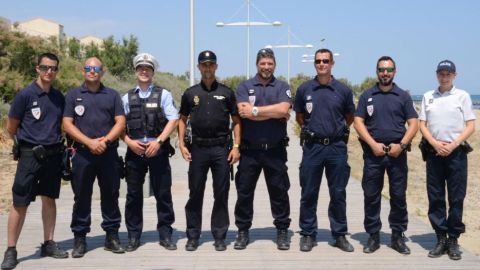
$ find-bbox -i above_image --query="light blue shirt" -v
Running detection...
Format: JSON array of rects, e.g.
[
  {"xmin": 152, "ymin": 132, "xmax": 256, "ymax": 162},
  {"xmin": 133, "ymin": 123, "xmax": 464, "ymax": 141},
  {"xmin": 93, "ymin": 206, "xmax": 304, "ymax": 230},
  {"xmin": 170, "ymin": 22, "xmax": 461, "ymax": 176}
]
[{"xmin": 121, "ymin": 84, "xmax": 179, "ymax": 120}]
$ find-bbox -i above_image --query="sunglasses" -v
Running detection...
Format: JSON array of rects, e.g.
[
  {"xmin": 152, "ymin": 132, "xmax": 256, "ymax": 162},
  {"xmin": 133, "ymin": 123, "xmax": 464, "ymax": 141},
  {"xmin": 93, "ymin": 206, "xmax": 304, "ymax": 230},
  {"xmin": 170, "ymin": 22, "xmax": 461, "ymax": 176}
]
[
  {"xmin": 38, "ymin": 65, "xmax": 59, "ymax": 72},
  {"xmin": 84, "ymin": 66, "xmax": 103, "ymax": 73},
  {"xmin": 314, "ymin": 59, "xmax": 330, "ymax": 64},
  {"xmin": 378, "ymin": 67, "xmax": 395, "ymax": 73}
]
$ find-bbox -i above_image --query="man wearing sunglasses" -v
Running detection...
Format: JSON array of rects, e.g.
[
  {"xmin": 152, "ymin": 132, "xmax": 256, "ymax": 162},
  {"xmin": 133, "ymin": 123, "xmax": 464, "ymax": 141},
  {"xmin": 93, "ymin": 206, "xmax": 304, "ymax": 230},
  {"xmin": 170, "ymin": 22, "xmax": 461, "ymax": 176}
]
[
  {"xmin": 121, "ymin": 53, "xmax": 179, "ymax": 252},
  {"xmin": 419, "ymin": 60, "xmax": 475, "ymax": 260},
  {"xmin": 354, "ymin": 56, "xmax": 418, "ymax": 255},
  {"xmin": 294, "ymin": 48, "xmax": 356, "ymax": 252},
  {"xmin": 2, "ymin": 53, "xmax": 68, "ymax": 270},
  {"xmin": 63, "ymin": 57, "xmax": 126, "ymax": 258},
  {"xmin": 234, "ymin": 48, "xmax": 292, "ymax": 250}
]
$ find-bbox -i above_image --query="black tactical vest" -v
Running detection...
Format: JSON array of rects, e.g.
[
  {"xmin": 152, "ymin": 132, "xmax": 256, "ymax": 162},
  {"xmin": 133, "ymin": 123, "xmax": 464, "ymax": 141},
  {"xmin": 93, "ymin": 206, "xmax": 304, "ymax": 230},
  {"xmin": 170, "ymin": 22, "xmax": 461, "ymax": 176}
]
[{"xmin": 126, "ymin": 86, "xmax": 168, "ymax": 139}]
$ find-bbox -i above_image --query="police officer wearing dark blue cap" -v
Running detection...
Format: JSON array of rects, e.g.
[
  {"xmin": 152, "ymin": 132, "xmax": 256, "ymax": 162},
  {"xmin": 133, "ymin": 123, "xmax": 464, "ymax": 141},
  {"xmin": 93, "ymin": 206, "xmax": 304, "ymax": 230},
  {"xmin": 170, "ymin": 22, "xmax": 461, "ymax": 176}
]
[
  {"xmin": 234, "ymin": 48, "xmax": 292, "ymax": 250},
  {"xmin": 1, "ymin": 53, "xmax": 68, "ymax": 270},
  {"xmin": 294, "ymin": 48, "xmax": 356, "ymax": 252},
  {"xmin": 419, "ymin": 60, "xmax": 476, "ymax": 260},
  {"xmin": 178, "ymin": 50, "xmax": 241, "ymax": 252},
  {"xmin": 121, "ymin": 53, "xmax": 179, "ymax": 252},
  {"xmin": 63, "ymin": 57, "xmax": 126, "ymax": 258},
  {"xmin": 354, "ymin": 56, "xmax": 418, "ymax": 255}
]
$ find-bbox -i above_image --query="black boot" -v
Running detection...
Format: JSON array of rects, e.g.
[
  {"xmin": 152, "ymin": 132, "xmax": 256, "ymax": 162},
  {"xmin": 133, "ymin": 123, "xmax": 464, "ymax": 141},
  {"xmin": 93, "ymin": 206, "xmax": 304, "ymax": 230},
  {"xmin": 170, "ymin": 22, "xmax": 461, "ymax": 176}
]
[
  {"xmin": 428, "ymin": 233, "xmax": 447, "ymax": 258},
  {"xmin": 276, "ymin": 229, "xmax": 289, "ymax": 250},
  {"xmin": 334, "ymin": 235, "xmax": 354, "ymax": 252},
  {"xmin": 159, "ymin": 234, "xmax": 177, "ymax": 250},
  {"xmin": 233, "ymin": 230, "xmax": 249, "ymax": 250},
  {"xmin": 1, "ymin": 247, "xmax": 18, "ymax": 270},
  {"xmin": 391, "ymin": 230, "xmax": 410, "ymax": 255},
  {"xmin": 447, "ymin": 236, "xmax": 462, "ymax": 260},
  {"xmin": 363, "ymin": 232, "xmax": 380, "ymax": 253},
  {"xmin": 104, "ymin": 232, "xmax": 125, "ymax": 254},
  {"xmin": 299, "ymin": 235, "xmax": 316, "ymax": 252},
  {"xmin": 40, "ymin": 240, "xmax": 68, "ymax": 258},
  {"xmin": 71, "ymin": 236, "xmax": 87, "ymax": 258}
]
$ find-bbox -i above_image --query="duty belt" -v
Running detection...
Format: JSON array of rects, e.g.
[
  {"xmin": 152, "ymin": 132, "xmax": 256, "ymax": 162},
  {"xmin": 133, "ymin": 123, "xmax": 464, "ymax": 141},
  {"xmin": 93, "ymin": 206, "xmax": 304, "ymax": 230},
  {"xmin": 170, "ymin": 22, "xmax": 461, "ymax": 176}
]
[
  {"xmin": 192, "ymin": 136, "xmax": 227, "ymax": 146},
  {"xmin": 19, "ymin": 143, "xmax": 63, "ymax": 156},
  {"xmin": 240, "ymin": 138, "xmax": 289, "ymax": 150}
]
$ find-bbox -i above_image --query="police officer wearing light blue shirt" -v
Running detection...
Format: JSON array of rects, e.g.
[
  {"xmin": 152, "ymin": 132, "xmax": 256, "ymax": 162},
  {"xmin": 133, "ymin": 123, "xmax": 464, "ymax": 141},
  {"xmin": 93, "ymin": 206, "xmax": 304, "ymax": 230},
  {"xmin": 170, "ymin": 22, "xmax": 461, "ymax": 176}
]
[
  {"xmin": 354, "ymin": 56, "xmax": 418, "ymax": 255},
  {"xmin": 294, "ymin": 48, "xmax": 355, "ymax": 252},
  {"xmin": 63, "ymin": 57, "xmax": 126, "ymax": 258},
  {"xmin": 234, "ymin": 48, "xmax": 292, "ymax": 250},
  {"xmin": 121, "ymin": 53, "xmax": 179, "ymax": 252},
  {"xmin": 419, "ymin": 60, "xmax": 476, "ymax": 260}
]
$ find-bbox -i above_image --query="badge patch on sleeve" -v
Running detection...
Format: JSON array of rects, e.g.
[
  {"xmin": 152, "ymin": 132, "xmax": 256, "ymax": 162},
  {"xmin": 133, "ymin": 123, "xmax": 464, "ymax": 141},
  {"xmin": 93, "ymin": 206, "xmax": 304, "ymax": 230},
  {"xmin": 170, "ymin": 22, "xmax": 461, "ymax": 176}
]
[
  {"xmin": 31, "ymin": 107, "xmax": 41, "ymax": 120},
  {"xmin": 286, "ymin": 89, "xmax": 292, "ymax": 98},
  {"xmin": 367, "ymin": 105, "xmax": 374, "ymax": 116},
  {"xmin": 75, "ymin": 105, "xmax": 85, "ymax": 116},
  {"xmin": 248, "ymin": 96, "xmax": 256, "ymax": 105},
  {"xmin": 306, "ymin": 102, "xmax": 313, "ymax": 113}
]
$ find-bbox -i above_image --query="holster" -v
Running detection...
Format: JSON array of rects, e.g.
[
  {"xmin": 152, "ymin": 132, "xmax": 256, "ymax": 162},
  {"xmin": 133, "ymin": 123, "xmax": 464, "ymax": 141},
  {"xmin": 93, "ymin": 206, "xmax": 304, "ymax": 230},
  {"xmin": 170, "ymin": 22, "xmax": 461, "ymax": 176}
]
[
  {"xmin": 12, "ymin": 136, "xmax": 20, "ymax": 161},
  {"xmin": 117, "ymin": 155, "xmax": 126, "ymax": 179},
  {"xmin": 32, "ymin": 145, "xmax": 47, "ymax": 163}
]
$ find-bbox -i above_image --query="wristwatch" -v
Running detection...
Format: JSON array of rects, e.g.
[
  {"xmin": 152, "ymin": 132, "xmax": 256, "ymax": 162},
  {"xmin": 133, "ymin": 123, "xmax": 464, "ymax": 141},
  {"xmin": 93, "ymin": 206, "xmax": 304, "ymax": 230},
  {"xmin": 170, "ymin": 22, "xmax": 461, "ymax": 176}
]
[
  {"xmin": 400, "ymin": 143, "xmax": 409, "ymax": 151},
  {"xmin": 156, "ymin": 137, "xmax": 164, "ymax": 145},
  {"xmin": 233, "ymin": 144, "xmax": 240, "ymax": 148},
  {"xmin": 252, "ymin": 106, "xmax": 259, "ymax": 117}
]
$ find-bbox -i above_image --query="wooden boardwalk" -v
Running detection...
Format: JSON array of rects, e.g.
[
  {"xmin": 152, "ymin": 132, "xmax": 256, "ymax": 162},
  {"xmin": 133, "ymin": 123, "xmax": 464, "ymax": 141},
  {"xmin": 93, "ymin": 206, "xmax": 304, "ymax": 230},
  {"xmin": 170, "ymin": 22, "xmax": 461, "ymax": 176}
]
[{"xmin": 1, "ymin": 119, "xmax": 480, "ymax": 270}]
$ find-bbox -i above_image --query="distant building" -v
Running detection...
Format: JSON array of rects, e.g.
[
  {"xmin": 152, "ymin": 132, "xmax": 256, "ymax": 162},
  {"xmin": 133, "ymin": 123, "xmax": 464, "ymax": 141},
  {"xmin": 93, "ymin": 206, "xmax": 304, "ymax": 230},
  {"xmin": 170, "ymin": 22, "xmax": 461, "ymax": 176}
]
[
  {"xmin": 13, "ymin": 17, "xmax": 65, "ymax": 44},
  {"xmin": 79, "ymin": 35, "xmax": 104, "ymax": 47},
  {"xmin": 0, "ymin": 16, "xmax": 10, "ymax": 30}
]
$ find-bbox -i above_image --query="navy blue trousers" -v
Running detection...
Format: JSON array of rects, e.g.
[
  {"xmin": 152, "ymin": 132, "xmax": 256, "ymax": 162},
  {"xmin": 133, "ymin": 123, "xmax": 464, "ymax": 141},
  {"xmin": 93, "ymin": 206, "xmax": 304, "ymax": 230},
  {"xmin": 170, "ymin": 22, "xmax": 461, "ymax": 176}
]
[
  {"xmin": 70, "ymin": 148, "xmax": 122, "ymax": 236},
  {"xmin": 426, "ymin": 149, "xmax": 467, "ymax": 237},
  {"xmin": 125, "ymin": 147, "xmax": 174, "ymax": 240},
  {"xmin": 234, "ymin": 147, "xmax": 291, "ymax": 231},
  {"xmin": 362, "ymin": 152, "xmax": 408, "ymax": 234},
  {"xmin": 299, "ymin": 143, "xmax": 350, "ymax": 237},
  {"xmin": 185, "ymin": 144, "xmax": 230, "ymax": 240}
]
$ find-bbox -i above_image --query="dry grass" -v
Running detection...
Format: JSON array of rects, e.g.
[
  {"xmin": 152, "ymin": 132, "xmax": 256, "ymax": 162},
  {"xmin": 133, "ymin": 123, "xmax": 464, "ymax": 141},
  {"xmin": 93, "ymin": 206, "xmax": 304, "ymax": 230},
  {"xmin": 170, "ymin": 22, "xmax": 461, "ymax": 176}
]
[{"xmin": 348, "ymin": 111, "xmax": 480, "ymax": 255}]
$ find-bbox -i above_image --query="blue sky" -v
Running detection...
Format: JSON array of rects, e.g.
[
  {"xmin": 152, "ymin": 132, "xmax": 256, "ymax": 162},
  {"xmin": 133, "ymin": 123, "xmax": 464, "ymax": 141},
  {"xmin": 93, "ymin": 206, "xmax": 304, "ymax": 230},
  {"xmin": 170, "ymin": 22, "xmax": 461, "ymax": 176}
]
[{"xmin": 2, "ymin": 0, "xmax": 480, "ymax": 94}]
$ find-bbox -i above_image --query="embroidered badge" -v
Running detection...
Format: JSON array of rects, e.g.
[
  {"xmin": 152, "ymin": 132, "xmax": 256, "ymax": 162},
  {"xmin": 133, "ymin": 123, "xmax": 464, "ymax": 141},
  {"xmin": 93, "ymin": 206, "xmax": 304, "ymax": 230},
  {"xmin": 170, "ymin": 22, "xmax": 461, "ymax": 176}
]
[
  {"xmin": 146, "ymin": 103, "xmax": 158, "ymax": 108},
  {"xmin": 33, "ymin": 101, "xmax": 38, "ymax": 106},
  {"xmin": 306, "ymin": 102, "xmax": 313, "ymax": 114},
  {"xmin": 248, "ymin": 96, "xmax": 256, "ymax": 105},
  {"xmin": 248, "ymin": 89, "xmax": 255, "ymax": 94},
  {"xmin": 286, "ymin": 89, "xmax": 292, "ymax": 98},
  {"xmin": 367, "ymin": 105, "xmax": 374, "ymax": 116},
  {"xmin": 75, "ymin": 105, "xmax": 85, "ymax": 116},
  {"xmin": 367, "ymin": 97, "xmax": 373, "ymax": 102},
  {"xmin": 31, "ymin": 107, "xmax": 41, "ymax": 120},
  {"xmin": 306, "ymin": 95, "xmax": 312, "ymax": 101},
  {"xmin": 213, "ymin": 95, "xmax": 226, "ymax": 100},
  {"xmin": 193, "ymin": 95, "xmax": 200, "ymax": 105}
]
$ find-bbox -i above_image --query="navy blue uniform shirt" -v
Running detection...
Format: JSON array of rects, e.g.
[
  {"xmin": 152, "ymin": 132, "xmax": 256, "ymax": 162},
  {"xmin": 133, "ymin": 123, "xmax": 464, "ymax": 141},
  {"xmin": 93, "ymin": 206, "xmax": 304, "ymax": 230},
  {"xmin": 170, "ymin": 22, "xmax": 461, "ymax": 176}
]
[
  {"xmin": 294, "ymin": 76, "xmax": 355, "ymax": 138},
  {"xmin": 9, "ymin": 81, "xmax": 64, "ymax": 145},
  {"xmin": 180, "ymin": 80, "xmax": 238, "ymax": 138},
  {"xmin": 236, "ymin": 75, "xmax": 292, "ymax": 144},
  {"xmin": 355, "ymin": 83, "xmax": 418, "ymax": 142},
  {"xmin": 64, "ymin": 83, "xmax": 125, "ymax": 138}
]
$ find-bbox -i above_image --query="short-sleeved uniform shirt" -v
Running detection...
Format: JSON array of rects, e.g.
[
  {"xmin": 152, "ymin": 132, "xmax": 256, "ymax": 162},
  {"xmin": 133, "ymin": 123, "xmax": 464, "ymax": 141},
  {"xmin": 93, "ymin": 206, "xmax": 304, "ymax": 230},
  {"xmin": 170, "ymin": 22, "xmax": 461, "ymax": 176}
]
[
  {"xmin": 419, "ymin": 86, "xmax": 476, "ymax": 142},
  {"xmin": 294, "ymin": 76, "xmax": 355, "ymax": 139},
  {"xmin": 9, "ymin": 81, "xmax": 64, "ymax": 145},
  {"xmin": 179, "ymin": 80, "xmax": 237, "ymax": 138},
  {"xmin": 236, "ymin": 75, "xmax": 292, "ymax": 144},
  {"xmin": 355, "ymin": 83, "xmax": 418, "ymax": 143},
  {"xmin": 64, "ymin": 83, "xmax": 125, "ymax": 138}
]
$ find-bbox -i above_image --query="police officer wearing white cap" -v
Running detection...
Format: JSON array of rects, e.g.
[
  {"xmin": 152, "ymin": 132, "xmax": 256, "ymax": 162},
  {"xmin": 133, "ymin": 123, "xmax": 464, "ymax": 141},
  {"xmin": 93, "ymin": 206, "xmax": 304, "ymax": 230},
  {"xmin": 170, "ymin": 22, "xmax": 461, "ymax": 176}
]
[
  {"xmin": 121, "ymin": 53, "xmax": 179, "ymax": 251},
  {"xmin": 419, "ymin": 60, "xmax": 476, "ymax": 260}
]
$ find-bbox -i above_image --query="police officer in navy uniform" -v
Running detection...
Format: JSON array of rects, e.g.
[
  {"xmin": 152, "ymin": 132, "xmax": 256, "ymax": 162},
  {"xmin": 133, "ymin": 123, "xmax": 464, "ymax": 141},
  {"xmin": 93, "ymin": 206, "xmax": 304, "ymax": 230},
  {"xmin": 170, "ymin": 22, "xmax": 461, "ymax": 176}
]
[
  {"xmin": 354, "ymin": 56, "xmax": 418, "ymax": 255},
  {"xmin": 63, "ymin": 57, "xmax": 126, "ymax": 258},
  {"xmin": 419, "ymin": 60, "xmax": 476, "ymax": 260},
  {"xmin": 178, "ymin": 50, "xmax": 241, "ymax": 252},
  {"xmin": 234, "ymin": 48, "xmax": 291, "ymax": 250},
  {"xmin": 294, "ymin": 48, "xmax": 355, "ymax": 252},
  {"xmin": 121, "ymin": 53, "xmax": 179, "ymax": 252},
  {"xmin": 1, "ymin": 53, "xmax": 68, "ymax": 270}
]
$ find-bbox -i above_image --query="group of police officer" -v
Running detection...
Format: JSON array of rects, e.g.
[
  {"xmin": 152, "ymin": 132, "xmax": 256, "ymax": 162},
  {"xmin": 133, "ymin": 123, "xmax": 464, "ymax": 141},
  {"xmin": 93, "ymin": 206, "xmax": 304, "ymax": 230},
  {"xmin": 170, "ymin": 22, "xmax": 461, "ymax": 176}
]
[{"xmin": 1, "ymin": 48, "xmax": 475, "ymax": 269}]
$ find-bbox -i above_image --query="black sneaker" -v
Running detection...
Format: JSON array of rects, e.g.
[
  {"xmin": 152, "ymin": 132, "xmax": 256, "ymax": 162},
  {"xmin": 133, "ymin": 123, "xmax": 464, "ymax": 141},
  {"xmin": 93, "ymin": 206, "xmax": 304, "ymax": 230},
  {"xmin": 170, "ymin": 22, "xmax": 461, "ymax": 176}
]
[
  {"xmin": 334, "ymin": 235, "xmax": 354, "ymax": 252},
  {"xmin": 40, "ymin": 240, "xmax": 68, "ymax": 258},
  {"xmin": 233, "ymin": 230, "xmax": 249, "ymax": 250},
  {"xmin": 276, "ymin": 229, "xmax": 289, "ymax": 250},
  {"xmin": 299, "ymin": 235, "xmax": 316, "ymax": 252},
  {"xmin": 1, "ymin": 248, "xmax": 18, "ymax": 270},
  {"xmin": 71, "ymin": 236, "xmax": 87, "ymax": 258}
]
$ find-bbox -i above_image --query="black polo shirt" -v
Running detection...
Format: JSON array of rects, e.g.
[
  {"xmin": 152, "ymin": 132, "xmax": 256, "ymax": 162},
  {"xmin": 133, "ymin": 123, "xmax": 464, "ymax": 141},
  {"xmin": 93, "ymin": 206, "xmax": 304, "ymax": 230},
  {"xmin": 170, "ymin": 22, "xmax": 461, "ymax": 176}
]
[
  {"xmin": 355, "ymin": 83, "xmax": 418, "ymax": 142},
  {"xmin": 294, "ymin": 76, "xmax": 355, "ymax": 139},
  {"xmin": 63, "ymin": 83, "xmax": 125, "ymax": 138},
  {"xmin": 9, "ymin": 81, "xmax": 64, "ymax": 145},
  {"xmin": 179, "ymin": 80, "xmax": 237, "ymax": 138},
  {"xmin": 236, "ymin": 75, "xmax": 291, "ymax": 144}
]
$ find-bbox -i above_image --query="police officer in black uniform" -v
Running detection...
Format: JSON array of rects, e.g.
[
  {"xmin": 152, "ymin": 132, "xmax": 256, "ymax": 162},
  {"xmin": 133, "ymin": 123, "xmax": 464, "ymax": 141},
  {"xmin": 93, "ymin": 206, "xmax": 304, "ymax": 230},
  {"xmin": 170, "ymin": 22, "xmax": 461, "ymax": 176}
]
[
  {"xmin": 294, "ymin": 48, "xmax": 356, "ymax": 252},
  {"xmin": 63, "ymin": 57, "xmax": 126, "ymax": 258},
  {"xmin": 234, "ymin": 48, "xmax": 292, "ymax": 250},
  {"xmin": 1, "ymin": 53, "xmax": 68, "ymax": 270},
  {"xmin": 178, "ymin": 50, "xmax": 241, "ymax": 252},
  {"xmin": 121, "ymin": 53, "xmax": 179, "ymax": 252},
  {"xmin": 354, "ymin": 56, "xmax": 418, "ymax": 255}
]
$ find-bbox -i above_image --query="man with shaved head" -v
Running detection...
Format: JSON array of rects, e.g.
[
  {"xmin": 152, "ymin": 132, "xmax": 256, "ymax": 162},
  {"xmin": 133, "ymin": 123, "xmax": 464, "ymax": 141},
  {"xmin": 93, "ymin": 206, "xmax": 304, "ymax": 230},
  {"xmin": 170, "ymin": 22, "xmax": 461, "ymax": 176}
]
[{"xmin": 63, "ymin": 57, "xmax": 126, "ymax": 258}]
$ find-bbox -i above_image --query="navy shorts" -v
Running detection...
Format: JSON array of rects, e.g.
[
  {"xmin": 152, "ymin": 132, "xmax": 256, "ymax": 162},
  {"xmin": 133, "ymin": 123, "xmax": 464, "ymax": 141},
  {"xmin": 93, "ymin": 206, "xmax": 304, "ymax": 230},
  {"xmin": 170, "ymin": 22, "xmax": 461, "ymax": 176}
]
[{"xmin": 12, "ymin": 151, "xmax": 62, "ymax": 207}]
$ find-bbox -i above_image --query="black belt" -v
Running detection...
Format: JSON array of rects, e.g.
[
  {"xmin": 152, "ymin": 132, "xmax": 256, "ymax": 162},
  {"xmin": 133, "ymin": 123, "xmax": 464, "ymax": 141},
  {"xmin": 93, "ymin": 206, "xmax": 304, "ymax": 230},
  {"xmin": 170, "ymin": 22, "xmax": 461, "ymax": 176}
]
[
  {"xmin": 192, "ymin": 136, "xmax": 227, "ymax": 146},
  {"xmin": 19, "ymin": 144, "xmax": 63, "ymax": 156},
  {"xmin": 307, "ymin": 136, "xmax": 342, "ymax": 145},
  {"xmin": 241, "ymin": 138, "xmax": 288, "ymax": 151}
]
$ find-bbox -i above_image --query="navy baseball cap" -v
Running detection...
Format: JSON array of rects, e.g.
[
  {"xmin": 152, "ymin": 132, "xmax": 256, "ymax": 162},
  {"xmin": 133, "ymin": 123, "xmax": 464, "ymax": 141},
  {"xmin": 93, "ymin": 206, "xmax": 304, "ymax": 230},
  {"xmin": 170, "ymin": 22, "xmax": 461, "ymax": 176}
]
[
  {"xmin": 436, "ymin": 60, "xmax": 456, "ymax": 73},
  {"xmin": 198, "ymin": 50, "xmax": 217, "ymax": 64}
]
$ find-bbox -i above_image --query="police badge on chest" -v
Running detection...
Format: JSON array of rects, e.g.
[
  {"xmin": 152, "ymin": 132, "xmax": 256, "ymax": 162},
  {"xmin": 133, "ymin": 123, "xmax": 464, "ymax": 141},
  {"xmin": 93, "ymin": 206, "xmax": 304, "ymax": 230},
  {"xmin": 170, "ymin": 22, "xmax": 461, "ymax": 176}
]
[{"xmin": 31, "ymin": 101, "xmax": 41, "ymax": 120}]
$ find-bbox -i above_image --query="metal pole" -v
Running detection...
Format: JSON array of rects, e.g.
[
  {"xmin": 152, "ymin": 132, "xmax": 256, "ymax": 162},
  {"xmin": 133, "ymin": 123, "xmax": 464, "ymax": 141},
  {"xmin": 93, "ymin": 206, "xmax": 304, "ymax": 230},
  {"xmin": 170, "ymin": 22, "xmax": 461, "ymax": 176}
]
[
  {"xmin": 246, "ymin": 0, "xmax": 250, "ymax": 78},
  {"xmin": 287, "ymin": 26, "xmax": 291, "ymax": 86},
  {"xmin": 189, "ymin": 0, "xmax": 195, "ymax": 86}
]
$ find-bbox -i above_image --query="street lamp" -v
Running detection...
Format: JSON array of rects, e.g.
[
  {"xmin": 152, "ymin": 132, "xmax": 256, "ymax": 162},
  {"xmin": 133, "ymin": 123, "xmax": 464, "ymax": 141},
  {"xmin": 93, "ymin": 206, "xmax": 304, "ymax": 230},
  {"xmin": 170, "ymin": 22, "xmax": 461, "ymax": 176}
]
[
  {"xmin": 189, "ymin": 0, "xmax": 195, "ymax": 86},
  {"xmin": 216, "ymin": 0, "xmax": 281, "ymax": 78},
  {"xmin": 265, "ymin": 26, "xmax": 313, "ymax": 86}
]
